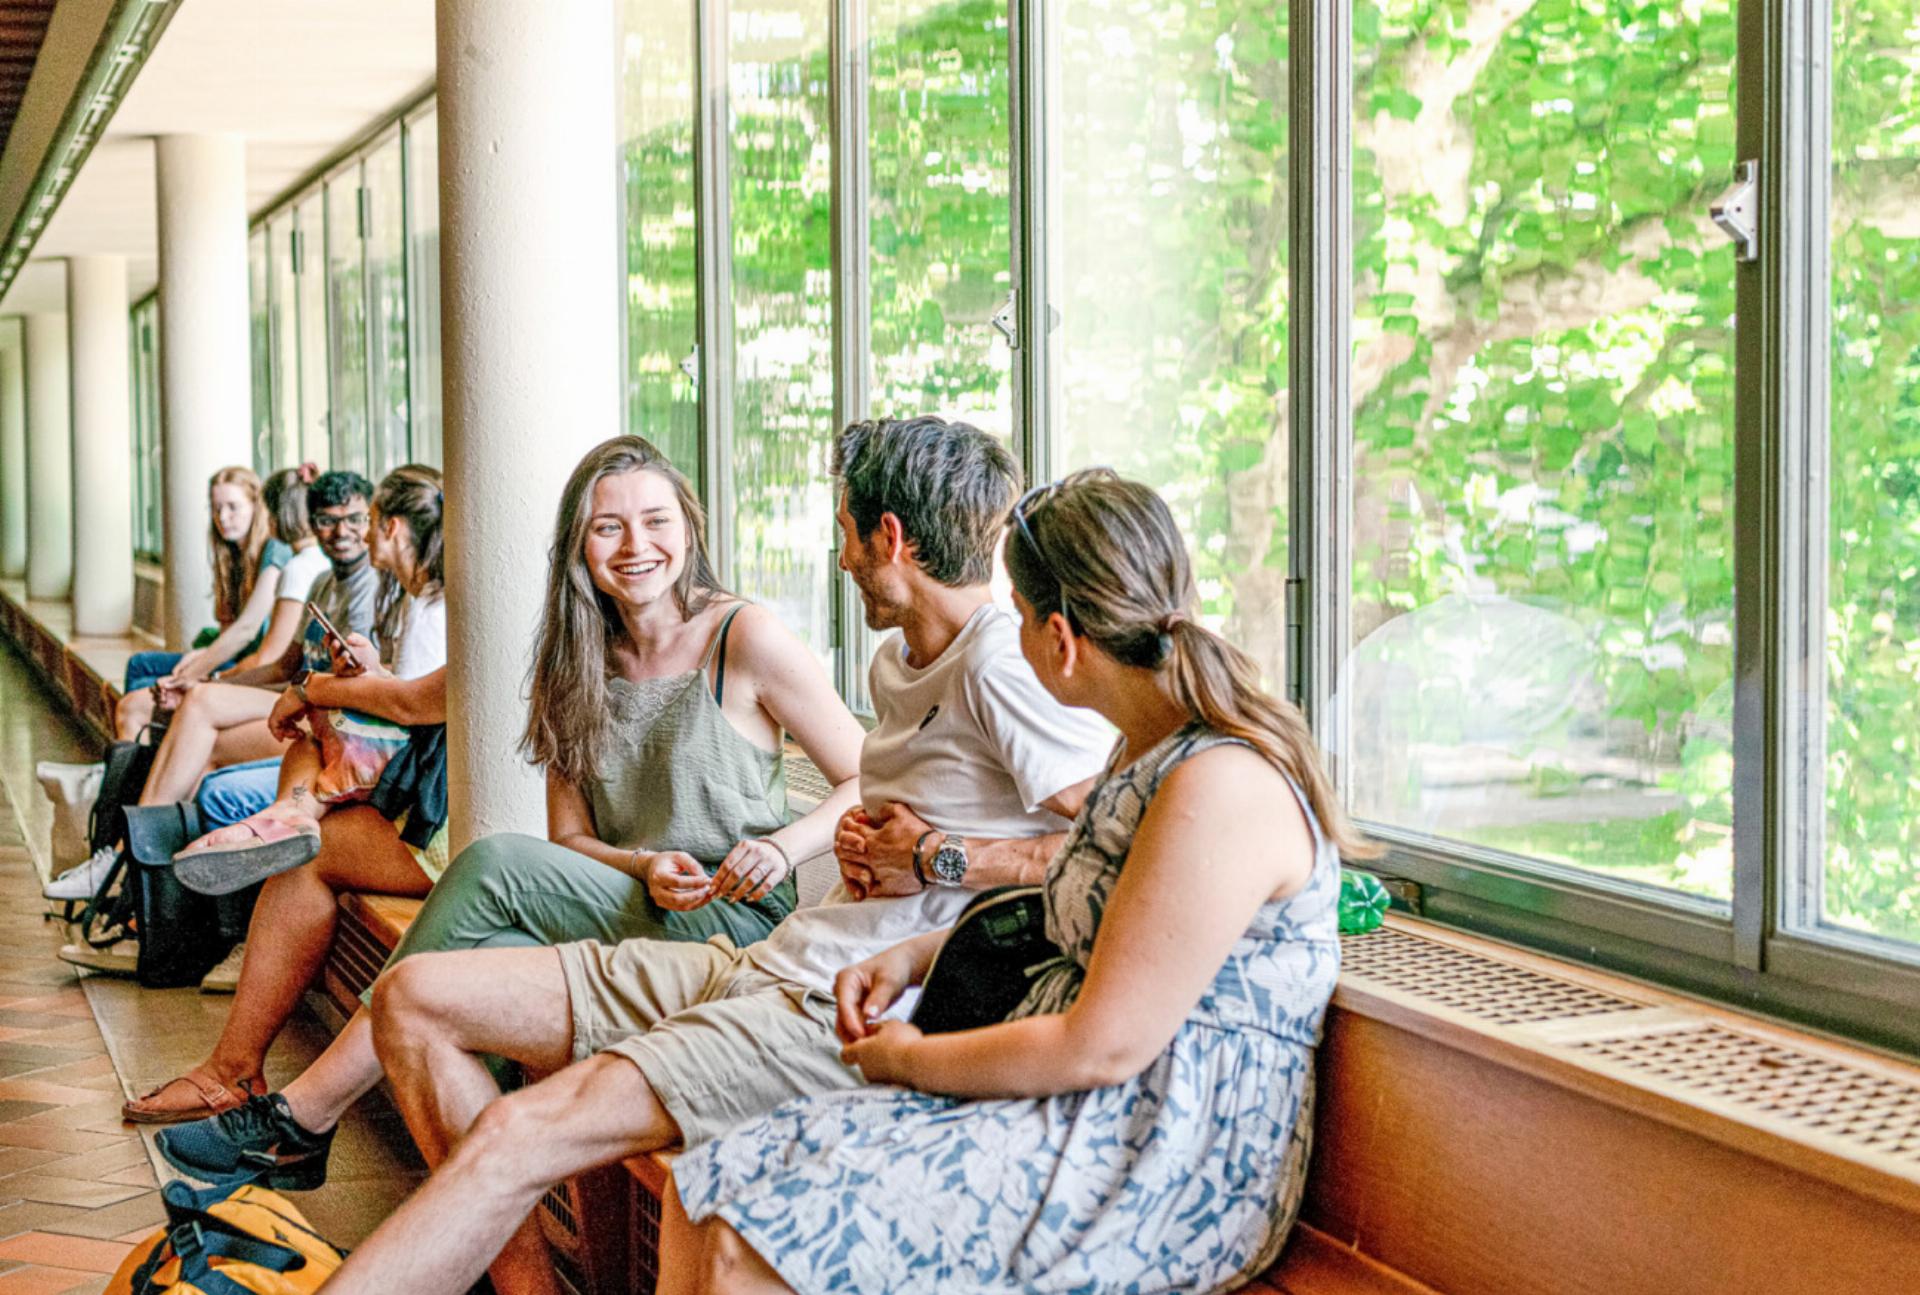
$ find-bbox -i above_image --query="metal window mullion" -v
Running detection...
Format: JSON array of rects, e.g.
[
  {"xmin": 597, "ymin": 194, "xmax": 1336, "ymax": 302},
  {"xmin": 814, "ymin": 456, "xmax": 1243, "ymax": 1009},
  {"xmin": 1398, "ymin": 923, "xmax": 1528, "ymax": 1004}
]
[
  {"xmin": 830, "ymin": 0, "xmax": 872, "ymax": 701},
  {"xmin": 1008, "ymin": 0, "xmax": 1052, "ymax": 487},
  {"xmin": 693, "ymin": 0, "xmax": 737, "ymax": 583},
  {"xmin": 1728, "ymin": 0, "xmax": 1828, "ymax": 972},
  {"xmin": 359, "ymin": 167, "xmax": 381, "ymax": 476},
  {"xmin": 1288, "ymin": 0, "xmax": 1352, "ymax": 737},
  {"xmin": 399, "ymin": 122, "xmax": 416, "ymax": 468}
]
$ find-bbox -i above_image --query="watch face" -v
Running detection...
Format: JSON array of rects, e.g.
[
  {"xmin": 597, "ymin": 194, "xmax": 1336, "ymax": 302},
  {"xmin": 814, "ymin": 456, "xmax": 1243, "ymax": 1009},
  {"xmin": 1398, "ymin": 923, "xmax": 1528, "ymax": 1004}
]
[{"xmin": 931, "ymin": 841, "xmax": 968, "ymax": 885}]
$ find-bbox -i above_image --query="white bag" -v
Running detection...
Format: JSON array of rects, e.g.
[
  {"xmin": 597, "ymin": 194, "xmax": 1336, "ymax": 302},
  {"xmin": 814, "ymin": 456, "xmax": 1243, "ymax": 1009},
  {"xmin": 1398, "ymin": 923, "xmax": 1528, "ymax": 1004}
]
[{"xmin": 36, "ymin": 760, "xmax": 104, "ymax": 870}]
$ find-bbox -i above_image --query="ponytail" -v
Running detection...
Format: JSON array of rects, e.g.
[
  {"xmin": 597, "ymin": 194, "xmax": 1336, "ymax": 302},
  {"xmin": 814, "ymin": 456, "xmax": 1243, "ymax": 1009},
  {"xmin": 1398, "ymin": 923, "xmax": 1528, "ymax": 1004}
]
[{"xmin": 1007, "ymin": 469, "xmax": 1375, "ymax": 859}]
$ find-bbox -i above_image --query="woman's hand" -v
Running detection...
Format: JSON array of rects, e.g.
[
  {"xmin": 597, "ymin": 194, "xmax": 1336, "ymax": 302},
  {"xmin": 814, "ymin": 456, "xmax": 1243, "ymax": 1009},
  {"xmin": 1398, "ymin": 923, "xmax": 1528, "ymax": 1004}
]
[
  {"xmin": 153, "ymin": 675, "xmax": 196, "ymax": 710},
  {"xmin": 644, "ymin": 851, "xmax": 713, "ymax": 911},
  {"xmin": 331, "ymin": 632, "xmax": 386, "ymax": 679},
  {"xmin": 833, "ymin": 940, "xmax": 922, "ymax": 1044},
  {"xmin": 267, "ymin": 685, "xmax": 310, "ymax": 743},
  {"xmin": 709, "ymin": 838, "xmax": 790, "ymax": 904},
  {"xmin": 840, "ymin": 1019, "xmax": 925, "ymax": 1085},
  {"xmin": 173, "ymin": 648, "xmax": 212, "ymax": 682}
]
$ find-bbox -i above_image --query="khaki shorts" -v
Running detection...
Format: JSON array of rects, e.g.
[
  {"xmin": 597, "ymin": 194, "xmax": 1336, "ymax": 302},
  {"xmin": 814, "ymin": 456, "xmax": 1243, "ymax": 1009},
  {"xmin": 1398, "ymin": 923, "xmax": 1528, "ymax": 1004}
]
[{"xmin": 554, "ymin": 935, "xmax": 860, "ymax": 1147}]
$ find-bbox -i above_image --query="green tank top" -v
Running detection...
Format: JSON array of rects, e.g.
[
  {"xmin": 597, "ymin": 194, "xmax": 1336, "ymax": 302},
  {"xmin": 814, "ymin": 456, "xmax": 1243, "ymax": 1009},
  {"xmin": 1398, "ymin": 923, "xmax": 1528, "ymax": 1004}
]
[{"xmin": 585, "ymin": 604, "xmax": 790, "ymax": 867}]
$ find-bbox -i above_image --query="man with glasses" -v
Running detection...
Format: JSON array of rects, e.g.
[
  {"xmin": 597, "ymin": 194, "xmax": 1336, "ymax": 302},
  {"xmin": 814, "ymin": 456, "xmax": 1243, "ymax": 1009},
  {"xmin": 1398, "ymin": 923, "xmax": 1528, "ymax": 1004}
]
[{"xmin": 316, "ymin": 417, "xmax": 1112, "ymax": 1295}]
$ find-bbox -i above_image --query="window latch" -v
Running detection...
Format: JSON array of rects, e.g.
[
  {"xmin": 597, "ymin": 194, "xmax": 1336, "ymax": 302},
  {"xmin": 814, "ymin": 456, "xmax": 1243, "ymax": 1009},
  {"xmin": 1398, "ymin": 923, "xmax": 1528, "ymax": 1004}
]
[
  {"xmin": 990, "ymin": 292, "xmax": 1018, "ymax": 349},
  {"xmin": 1710, "ymin": 159, "xmax": 1760, "ymax": 263},
  {"xmin": 680, "ymin": 345, "xmax": 700, "ymax": 384}
]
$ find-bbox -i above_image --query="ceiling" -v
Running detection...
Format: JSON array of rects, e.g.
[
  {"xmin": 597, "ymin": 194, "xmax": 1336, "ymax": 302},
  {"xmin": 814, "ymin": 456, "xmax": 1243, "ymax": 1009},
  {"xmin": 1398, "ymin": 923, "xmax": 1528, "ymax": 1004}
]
[
  {"xmin": 0, "ymin": 0, "xmax": 435, "ymax": 316},
  {"xmin": 0, "ymin": 0, "xmax": 56, "ymax": 159}
]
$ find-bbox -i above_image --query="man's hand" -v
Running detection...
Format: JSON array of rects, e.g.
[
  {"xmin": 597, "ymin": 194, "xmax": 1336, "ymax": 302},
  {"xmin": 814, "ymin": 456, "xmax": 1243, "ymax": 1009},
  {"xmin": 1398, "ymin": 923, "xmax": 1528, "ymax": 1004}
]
[
  {"xmin": 836, "ymin": 803, "xmax": 933, "ymax": 899},
  {"xmin": 267, "ymin": 686, "xmax": 309, "ymax": 743},
  {"xmin": 644, "ymin": 851, "xmax": 713, "ymax": 911}
]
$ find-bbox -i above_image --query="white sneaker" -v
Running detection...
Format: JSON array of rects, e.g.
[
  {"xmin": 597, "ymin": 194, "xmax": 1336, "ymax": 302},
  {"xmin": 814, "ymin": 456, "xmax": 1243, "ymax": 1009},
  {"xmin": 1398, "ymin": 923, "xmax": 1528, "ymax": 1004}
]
[
  {"xmin": 58, "ymin": 934, "xmax": 140, "ymax": 976},
  {"xmin": 44, "ymin": 845, "xmax": 118, "ymax": 902},
  {"xmin": 200, "ymin": 942, "xmax": 246, "ymax": 994}
]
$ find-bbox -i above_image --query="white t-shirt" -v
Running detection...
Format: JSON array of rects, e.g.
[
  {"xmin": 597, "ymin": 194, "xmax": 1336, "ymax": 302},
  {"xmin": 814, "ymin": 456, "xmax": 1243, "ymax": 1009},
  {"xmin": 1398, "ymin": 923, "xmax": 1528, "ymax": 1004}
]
[
  {"xmin": 276, "ymin": 544, "xmax": 332, "ymax": 607},
  {"xmin": 747, "ymin": 603, "xmax": 1111, "ymax": 997},
  {"xmin": 391, "ymin": 591, "xmax": 447, "ymax": 681}
]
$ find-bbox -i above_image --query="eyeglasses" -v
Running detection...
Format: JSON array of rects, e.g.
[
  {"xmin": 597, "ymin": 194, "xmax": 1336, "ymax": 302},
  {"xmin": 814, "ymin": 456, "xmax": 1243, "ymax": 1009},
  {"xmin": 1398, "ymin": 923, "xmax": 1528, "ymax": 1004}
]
[
  {"xmin": 1012, "ymin": 481, "xmax": 1073, "ymax": 628},
  {"xmin": 312, "ymin": 511, "xmax": 369, "ymax": 532}
]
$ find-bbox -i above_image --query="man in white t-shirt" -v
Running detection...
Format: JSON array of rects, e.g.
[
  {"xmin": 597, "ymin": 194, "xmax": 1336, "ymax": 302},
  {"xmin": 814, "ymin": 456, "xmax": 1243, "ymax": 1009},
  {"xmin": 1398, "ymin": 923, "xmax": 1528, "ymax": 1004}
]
[{"xmin": 327, "ymin": 418, "xmax": 1110, "ymax": 1295}]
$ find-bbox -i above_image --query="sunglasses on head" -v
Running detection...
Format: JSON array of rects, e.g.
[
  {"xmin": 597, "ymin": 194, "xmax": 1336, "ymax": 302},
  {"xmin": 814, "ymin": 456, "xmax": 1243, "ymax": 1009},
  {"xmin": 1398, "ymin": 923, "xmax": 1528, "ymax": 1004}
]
[{"xmin": 1012, "ymin": 481, "xmax": 1074, "ymax": 629}]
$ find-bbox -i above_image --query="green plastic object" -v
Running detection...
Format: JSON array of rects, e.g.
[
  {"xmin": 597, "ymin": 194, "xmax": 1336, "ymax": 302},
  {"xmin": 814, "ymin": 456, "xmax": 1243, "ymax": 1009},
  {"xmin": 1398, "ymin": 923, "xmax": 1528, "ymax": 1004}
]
[{"xmin": 1338, "ymin": 868, "xmax": 1391, "ymax": 935}]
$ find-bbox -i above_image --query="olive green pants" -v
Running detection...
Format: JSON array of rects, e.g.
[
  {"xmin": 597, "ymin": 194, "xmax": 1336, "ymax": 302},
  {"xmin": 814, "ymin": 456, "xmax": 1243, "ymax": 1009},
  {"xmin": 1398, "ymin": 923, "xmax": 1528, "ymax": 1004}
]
[{"xmin": 365, "ymin": 831, "xmax": 796, "ymax": 1001}]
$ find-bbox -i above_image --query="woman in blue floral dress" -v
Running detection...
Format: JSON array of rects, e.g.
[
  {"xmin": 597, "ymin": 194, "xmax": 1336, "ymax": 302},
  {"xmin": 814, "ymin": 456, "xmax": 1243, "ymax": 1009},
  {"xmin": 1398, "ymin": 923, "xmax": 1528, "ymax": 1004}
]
[{"xmin": 667, "ymin": 470, "xmax": 1376, "ymax": 1294}]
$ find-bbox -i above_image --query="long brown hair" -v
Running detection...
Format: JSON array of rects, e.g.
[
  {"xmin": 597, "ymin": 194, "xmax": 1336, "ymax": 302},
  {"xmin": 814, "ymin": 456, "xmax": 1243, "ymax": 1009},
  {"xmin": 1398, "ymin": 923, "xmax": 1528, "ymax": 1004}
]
[
  {"xmin": 522, "ymin": 436, "xmax": 727, "ymax": 784},
  {"xmin": 207, "ymin": 466, "xmax": 270, "ymax": 625},
  {"xmin": 1005, "ymin": 468, "xmax": 1374, "ymax": 858},
  {"xmin": 262, "ymin": 467, "xmax": 314, "ymax": 547},
  {"xmin": 370, "ymin": 465, "xmax": 446, "ymax": 651}
]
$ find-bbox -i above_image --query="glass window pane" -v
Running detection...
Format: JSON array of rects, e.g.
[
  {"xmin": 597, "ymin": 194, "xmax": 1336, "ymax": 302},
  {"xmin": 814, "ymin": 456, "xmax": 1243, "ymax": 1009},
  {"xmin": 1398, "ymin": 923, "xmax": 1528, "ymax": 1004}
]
[
  {"xmin": 365, "ymin": 137, "xmax": 410, "ymax": 477},
  {"xmin": 867, "ymin": 0, "xmax": 1012, "ymax": 434},
  {"xmin": 1048, "ymin": 3, "xmax": 1291, "ymax": 682},
  {"xmin": 407, "ymin": 111, "xmax": 443, "ymax": 468},
  {"xmin": 729, "ymin": 2, "xmax": 836, "ymax": 661},
  {"xmin": 622, "ymin": 0, "xmax": 699, "ymax": 472},
  {"xmin": 269, "ymin": 217, "xmax": 300, "ymax": 470},
  {"xmin": 129, "ymin": 304, "xmax": 163, "ymax": 559},
  {"xmin": 1341, "ymin": 0, "xmax": 1737, "ymax": 901},
  {"xmin": 248, "ymin": 229, "xmax": 273, "ymax": 473},
  {"xmin": 327, "ymin": 170, "xmax": 371, "ymax": 476},
  {"xmin": 294, "ymin": 193, "xmax": 332, "ymax": 470},
  {"xmin": 1822, "ymin": 0, "xmax": 1920, "ymax": 946}
]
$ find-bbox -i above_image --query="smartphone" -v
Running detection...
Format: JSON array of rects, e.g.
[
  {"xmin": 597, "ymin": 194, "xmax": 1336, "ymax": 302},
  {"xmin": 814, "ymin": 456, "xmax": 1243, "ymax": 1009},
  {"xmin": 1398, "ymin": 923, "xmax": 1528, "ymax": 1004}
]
[{"xmin": 304, "ymin": 601, "xmax": 363, "ymax": 672}]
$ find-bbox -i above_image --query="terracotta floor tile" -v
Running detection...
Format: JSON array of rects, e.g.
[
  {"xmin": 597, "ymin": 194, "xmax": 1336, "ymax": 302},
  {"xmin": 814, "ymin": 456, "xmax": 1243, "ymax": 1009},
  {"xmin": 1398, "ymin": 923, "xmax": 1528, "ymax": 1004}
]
[
  {"xmin": 56, "ymin": 1277, "xmax": 110, "ymax": 1295},
  {"xmin": 24, "ymin": 1193, "xmax": 164, "ymax": 1244},
  {"xmin": 27, "ymin": 1144, "xmax": 145, "ymax": 1184},
  {"xmin": 0, "ymin": 1154, "xmax": 60, "ymax": 1182},
  {"xmin": 8, "ymin": 1063, "xmax": 109, "ymax": 1090},
  {"xmin": 0, "ymin": 1086, "xmax": 104, "ymax": 1110},
  {"xmin": 14, "ymin": 1101, "xmax": 121, "ymax": 1132},
  {"xmin": 0, "ymin": 1179, "xmax": 146, "ymax": 1212},
  {"xmin": 0, "ymin": 1202, "xmax": 91, "ymax": 1241},
  {"xmin": 0, "ymin": 1265, "xmax": 97, "ymax": 1295},
  {"xmin": 0, "ymin": 1235, "xmax": 130, "ymax": 1275},
  {"xmin": 0, "ymin": 1106, "xmax": 55, "ymax": 1128},
  {"xmin": 0, "ymin": 1129, "xmax": 122, "ymax": 1158}
]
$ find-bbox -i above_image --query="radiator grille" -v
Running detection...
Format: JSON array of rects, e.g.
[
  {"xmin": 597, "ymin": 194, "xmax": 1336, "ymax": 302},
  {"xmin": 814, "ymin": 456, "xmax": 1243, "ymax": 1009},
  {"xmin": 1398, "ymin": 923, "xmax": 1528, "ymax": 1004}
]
[
  {"xmin": 542, "ymin": 1181, "xmax": 580, "ymax": 1238},
  {"xmin": 631, "ymin": 1178, "xmax": 662, "ymax": 1295},
  {"xmin": 1341, "ymin": 925, "xmax": 1643, "ymax": 1025},
  {"xmin": 329, "ymin": 909, "xmax": 392, "ymax": 1003},
  {"xmin": 786, "ymin": 750, "xmax": 833, "ymax": 804},
  {"xmin": 1571, "ymin": 1025, "xmax": 1920, "ymax": 1165}
]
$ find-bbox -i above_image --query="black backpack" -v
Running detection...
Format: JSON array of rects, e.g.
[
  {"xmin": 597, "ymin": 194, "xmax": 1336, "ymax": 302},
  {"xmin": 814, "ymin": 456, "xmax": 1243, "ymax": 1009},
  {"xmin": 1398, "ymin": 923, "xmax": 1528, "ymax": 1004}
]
[{"xmin": 74, "ymin": 803, "xmax": 253, "ymax": 990}]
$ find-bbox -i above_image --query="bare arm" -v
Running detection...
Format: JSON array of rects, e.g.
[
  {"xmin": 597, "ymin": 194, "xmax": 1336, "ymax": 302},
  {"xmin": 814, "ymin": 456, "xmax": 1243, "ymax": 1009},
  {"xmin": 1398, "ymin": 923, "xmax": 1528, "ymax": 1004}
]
[
  {"xmin": 844, "ymin": 745, "xmax": 1317, "ymax": 1099},
  {"xmin": 546, "ymin": 770, "xmax": 645, "ymax": 877},
  {"xmin": 218, "ymin": 626, "xmax": 306, "ymax": 688},
  {"xmin": 227, "ymin": 593, "xmax": 307, "ymax": 674},
  {"xmin": 175, "ymin": 568, "xmax": 282, "ymax": 681},
  {"xmin": 301, "ymin": 665, "xmax": 446, "ymax": 726},
  {"xmin": 838, "ymin": 782, "xmax": 1093, "ymax": 897}
]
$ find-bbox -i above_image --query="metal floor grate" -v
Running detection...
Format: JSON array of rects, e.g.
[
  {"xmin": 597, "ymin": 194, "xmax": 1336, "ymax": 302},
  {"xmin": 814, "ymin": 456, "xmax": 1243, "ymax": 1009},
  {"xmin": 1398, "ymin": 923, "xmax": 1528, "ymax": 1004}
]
[
  {"xmin": 1341, "ymin": 925, "xmax": 1643, "ymax": 1025},
  {"xmin": 1571, "ymin": 1025, "xmax": 1920, "ymax": 1165}
]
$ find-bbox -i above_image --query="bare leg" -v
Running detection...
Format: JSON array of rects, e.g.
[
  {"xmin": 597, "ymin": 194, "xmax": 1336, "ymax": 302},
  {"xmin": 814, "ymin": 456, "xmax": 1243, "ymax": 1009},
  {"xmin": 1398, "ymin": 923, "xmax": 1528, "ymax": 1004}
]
[
  {"xmin": 277, "ymin": 1010, "xmax": 379, "ymax": 1134},
  {"xmin": 329, "ymin": 949, "xmax": 680, "ymax": 1295},
  {"xmin": 187, "ymin": 737, "xmax": 330, "ymax": 852},
  {"xmin": 138, "ymin": 683, "xmax": 278, "ymax": 806},
  {"xmin": 658, "ymin": 1186, "xmax": 794, "ymax": 1295},
  {"xmin": 115, "ymin": 688, "xmax": 157, "ymax": 741},
  {"xmin": 199, "ymin": 807, "xmax": 428, "ymax": 1085},
  {"xmin": 207, "ymin": 718, "xmax": 289, "ymax": 771}
]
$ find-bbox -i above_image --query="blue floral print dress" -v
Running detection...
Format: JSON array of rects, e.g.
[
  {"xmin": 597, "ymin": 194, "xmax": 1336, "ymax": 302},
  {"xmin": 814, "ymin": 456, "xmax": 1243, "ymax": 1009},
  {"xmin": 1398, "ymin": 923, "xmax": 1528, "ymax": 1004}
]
[{"xmin": 673, "ymin": 723, "xmax": 1343, "ymax": 1294}]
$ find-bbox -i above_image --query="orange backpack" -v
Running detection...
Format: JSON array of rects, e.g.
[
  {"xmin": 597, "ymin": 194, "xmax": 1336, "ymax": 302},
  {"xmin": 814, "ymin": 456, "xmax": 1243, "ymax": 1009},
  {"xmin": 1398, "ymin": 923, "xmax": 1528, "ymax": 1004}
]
[{"xmin": 107, "ymin": 1181, "xmax": 344, "ymax": 1295}]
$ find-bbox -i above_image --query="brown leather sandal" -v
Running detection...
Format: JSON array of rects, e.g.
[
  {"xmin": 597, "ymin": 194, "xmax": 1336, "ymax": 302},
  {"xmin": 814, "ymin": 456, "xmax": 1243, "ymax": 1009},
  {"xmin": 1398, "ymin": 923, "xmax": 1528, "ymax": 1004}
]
[{"xmin": 121, "ymin": 1069, "xmax": 262, "ymax": 1125}]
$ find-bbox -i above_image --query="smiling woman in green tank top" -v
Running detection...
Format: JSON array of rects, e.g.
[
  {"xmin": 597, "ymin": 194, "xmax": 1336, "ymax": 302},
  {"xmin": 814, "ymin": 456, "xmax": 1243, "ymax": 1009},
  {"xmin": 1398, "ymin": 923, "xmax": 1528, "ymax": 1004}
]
[{"xmin": 152, "ymin": 436, "xmax": 865, "ymax": 1190}]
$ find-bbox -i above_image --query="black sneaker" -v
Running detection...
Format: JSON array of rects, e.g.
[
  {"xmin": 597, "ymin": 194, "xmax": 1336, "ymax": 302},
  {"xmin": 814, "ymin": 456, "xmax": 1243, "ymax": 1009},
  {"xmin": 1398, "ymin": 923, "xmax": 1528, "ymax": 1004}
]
[{"xmin": 155, "ymin": 1092, "xmax": 335, "ymax": 1190}]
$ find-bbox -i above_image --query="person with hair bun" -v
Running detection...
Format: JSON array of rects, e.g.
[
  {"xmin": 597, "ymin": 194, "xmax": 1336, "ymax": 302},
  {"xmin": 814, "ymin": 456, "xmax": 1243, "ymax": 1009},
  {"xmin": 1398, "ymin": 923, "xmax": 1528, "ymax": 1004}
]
[{"xmin": 655, "ymin": 467, "xmax": 1376, "ymax": 1294}]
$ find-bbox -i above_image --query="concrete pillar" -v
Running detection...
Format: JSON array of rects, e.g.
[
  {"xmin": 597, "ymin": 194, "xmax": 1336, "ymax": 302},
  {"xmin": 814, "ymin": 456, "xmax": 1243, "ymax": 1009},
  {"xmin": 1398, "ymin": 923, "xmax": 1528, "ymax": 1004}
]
[
  {"xmin": 0, "ymin": 321, "xmax": 24, "ymax": 579},
  {"xmin": 437, "ymin": 0, "xmax": 621, "ymax": 848},
  {"xmin": 154, "ymin": 134, "xmax": 252, "ymax": 648},
  {"xmin": 24, "ymin": 311, "xmax": 71, "ymax": 601},
  {"xmin": 67, "ymin": 255, "xmax": 134, "ymax": 636}
]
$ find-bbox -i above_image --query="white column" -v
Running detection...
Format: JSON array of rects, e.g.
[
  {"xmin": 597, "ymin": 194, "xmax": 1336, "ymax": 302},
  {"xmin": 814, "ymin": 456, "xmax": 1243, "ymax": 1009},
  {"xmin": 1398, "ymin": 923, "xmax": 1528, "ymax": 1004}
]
[
  {"xmin": 154, "ymin": 134, "xmax": 252, "ymax": 649},
  {"xmin": 0, "ymin": 320, "xmax": 24, "ymax": 579},
  {"xmin": 24, "ymin": 311, "xmax": 71, "ymax": 601},
  {"xmin": 437, "ymin": 0, "xmax": 622, "ymax": 849},
  {"xmin": 67, "ymin": 255, "xmax": 134, "ymax": 636}
]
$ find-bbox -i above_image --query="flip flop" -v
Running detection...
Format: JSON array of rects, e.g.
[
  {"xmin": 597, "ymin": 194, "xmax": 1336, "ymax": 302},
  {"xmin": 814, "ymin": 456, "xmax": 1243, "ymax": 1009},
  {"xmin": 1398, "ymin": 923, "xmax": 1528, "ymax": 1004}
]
[
  {"xmin": 123, "ymin": 1070, "xmax": 262, "ymax": 1125},
  {"xmin": 174, "ymin": 812, "xmax": 321, "ymax": 896}
]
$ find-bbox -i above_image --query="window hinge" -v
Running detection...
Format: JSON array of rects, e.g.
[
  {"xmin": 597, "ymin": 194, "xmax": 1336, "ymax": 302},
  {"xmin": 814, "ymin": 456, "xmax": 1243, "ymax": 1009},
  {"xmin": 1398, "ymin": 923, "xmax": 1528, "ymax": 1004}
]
[
  {"xmin": 1284, "ymin": 577, "xmax": 1306, "ymax": 706},
  {"xmin": 1710, "ymin": 159, "xmax": 1760, "ymax": 263}
]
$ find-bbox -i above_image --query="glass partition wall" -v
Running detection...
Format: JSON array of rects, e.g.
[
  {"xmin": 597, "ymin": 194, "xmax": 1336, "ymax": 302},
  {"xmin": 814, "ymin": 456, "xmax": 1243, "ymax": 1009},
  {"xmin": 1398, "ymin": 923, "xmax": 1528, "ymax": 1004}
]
[
  {"xmin": 613, "ymin": 0, "xmax": 1920, "ymax": 1053},
  {"xmin": 240, "ymin": 103, "xmax": 440, "ymax": 478}
]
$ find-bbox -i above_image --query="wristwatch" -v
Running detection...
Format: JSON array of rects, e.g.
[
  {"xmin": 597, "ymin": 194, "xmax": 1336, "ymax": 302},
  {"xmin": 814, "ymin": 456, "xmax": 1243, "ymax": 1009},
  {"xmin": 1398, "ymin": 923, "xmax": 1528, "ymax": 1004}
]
[{"xmin": 928, "ymin": 833, "xmax": 970, "ymax": 887}]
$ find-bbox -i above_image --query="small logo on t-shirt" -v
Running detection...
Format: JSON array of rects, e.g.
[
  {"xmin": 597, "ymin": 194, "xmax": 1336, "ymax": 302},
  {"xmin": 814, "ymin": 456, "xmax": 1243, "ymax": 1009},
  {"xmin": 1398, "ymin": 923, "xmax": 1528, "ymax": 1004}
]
[{"xmin": 918, "ymin": 704, "xmax": 941, "ymax": 731}]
